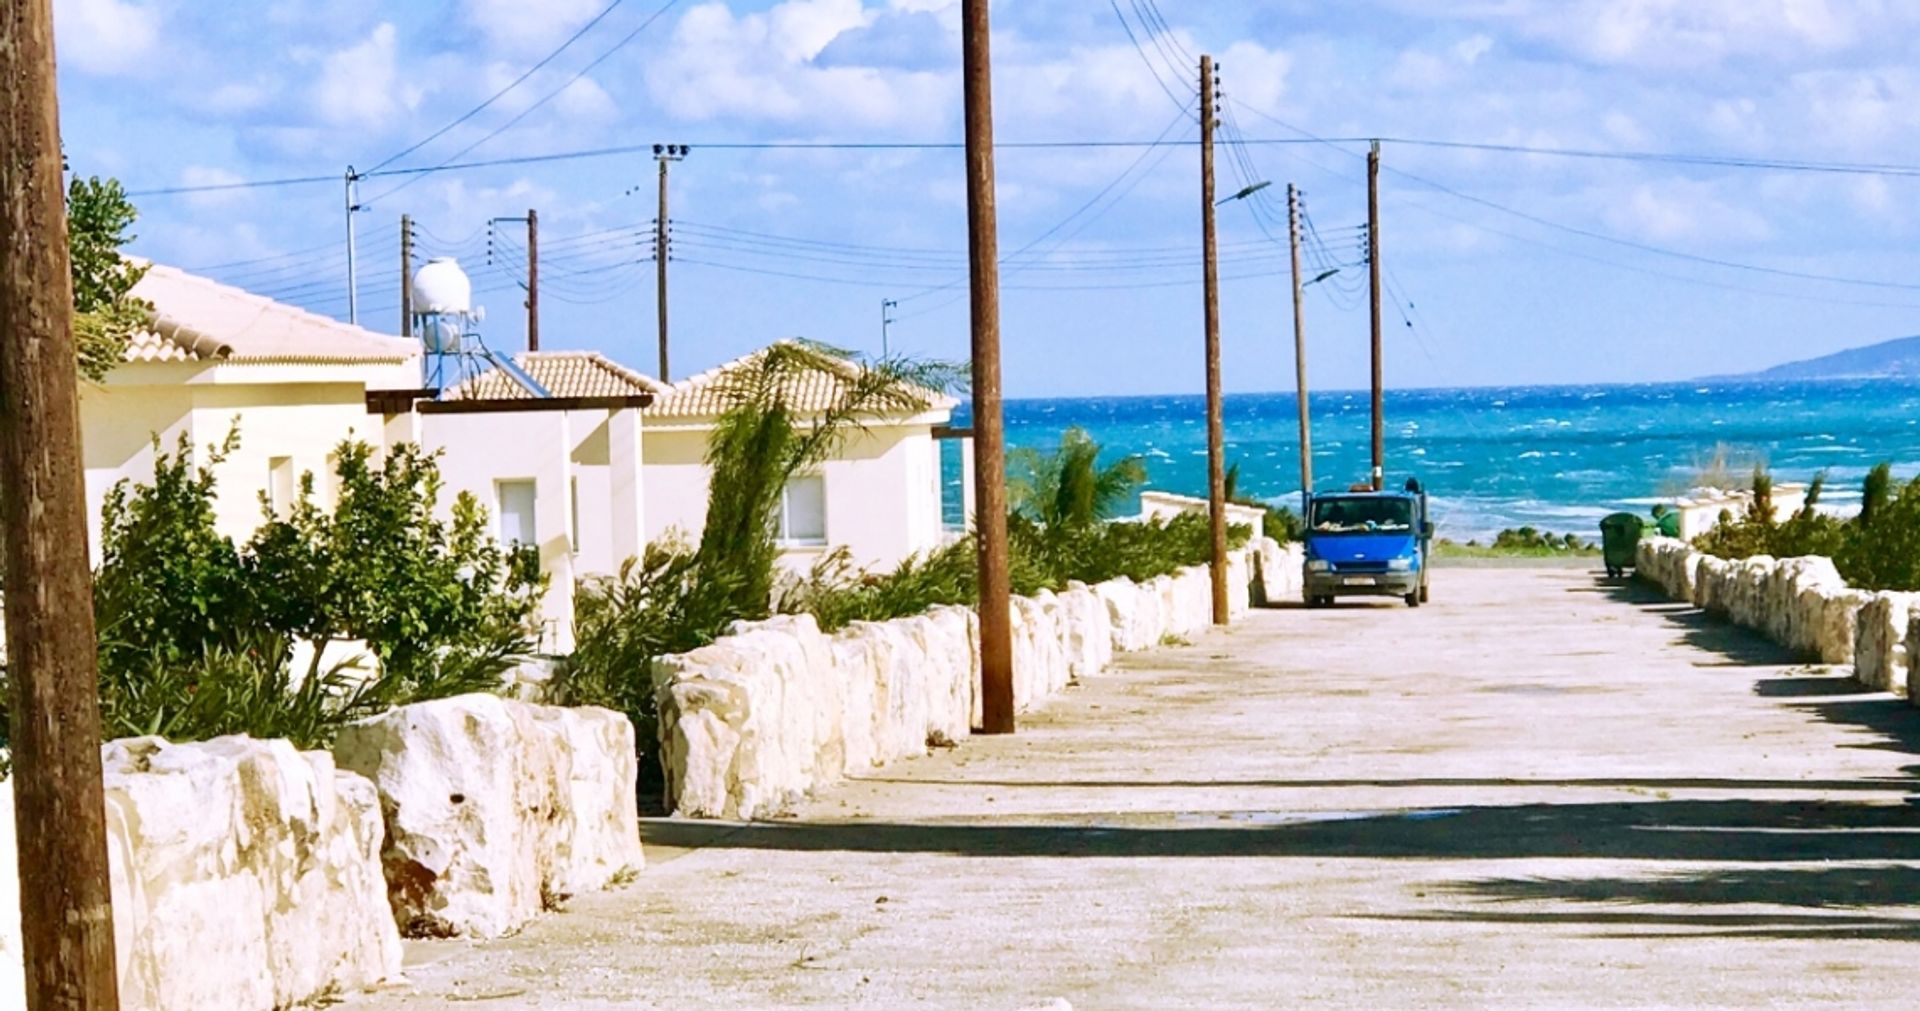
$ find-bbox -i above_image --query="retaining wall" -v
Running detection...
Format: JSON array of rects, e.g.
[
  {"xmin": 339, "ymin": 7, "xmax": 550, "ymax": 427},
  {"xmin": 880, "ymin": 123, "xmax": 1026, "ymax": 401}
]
[
  {"xmin": 1637, "ymin": 536, "xmax": 1915, "ymax": 696},
  {"xmin": 0, "ymin": 694, "xmax": 644, "ymax": 1009},
  {"xmin": 333, "ymin": 694, "xmax": 645, "ymax": 940},
  {"xmin": 654, "ymin": 539, "xmax": 1304, "ymax": 819},
  {"xmin": 0, "ymin": 737, "xmax": 401, "ymax": 1011}
]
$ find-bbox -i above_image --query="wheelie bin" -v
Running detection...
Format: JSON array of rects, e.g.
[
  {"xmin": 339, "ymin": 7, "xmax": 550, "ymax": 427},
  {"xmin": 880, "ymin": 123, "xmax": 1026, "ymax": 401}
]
[{"xmin": 1599, "ymin": 512, "xmax": 1645, "ymax": 578}]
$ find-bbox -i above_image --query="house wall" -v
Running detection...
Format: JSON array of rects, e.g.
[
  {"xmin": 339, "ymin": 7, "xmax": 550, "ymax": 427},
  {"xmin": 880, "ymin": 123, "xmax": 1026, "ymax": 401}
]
[
  {"xmin": 420, "ymin": 411, "xmax": 577, "ymax": 653},
  {"xmin": 641, "ymin": 422, "xmax": 946, "ymax": 572},
  {"xmin": 79, "ymin": 376, "xmax": 379, "ymax": 562}
]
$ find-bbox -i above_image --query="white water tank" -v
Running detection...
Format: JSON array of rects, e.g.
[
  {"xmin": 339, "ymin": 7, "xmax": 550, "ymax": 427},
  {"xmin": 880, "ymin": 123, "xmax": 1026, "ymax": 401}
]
[{"xmin": 411, "ymin": 257, "xmax": 472, "ymax": 315}]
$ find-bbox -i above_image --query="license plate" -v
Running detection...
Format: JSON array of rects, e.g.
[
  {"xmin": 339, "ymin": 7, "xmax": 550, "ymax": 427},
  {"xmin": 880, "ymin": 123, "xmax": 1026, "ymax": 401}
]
[{"xmin": 1343, "ymin": 576, "xmax": 1377, "ymax": 586}]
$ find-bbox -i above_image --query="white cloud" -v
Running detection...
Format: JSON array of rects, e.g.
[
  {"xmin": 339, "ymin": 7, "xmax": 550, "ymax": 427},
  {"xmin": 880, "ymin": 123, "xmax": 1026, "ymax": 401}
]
[
  {"xmin": 179, "ymin": 166, "xmax": 251, "ymax": 210},
  {"xmin": 1601, "ymin": 179, "xmax": 1773, "ymax": 243},
  {"xmin": 463, "ymin": 0, "xmax": 608, "ymax": 57},
  {"xmin": 311, "ymin": 23, "xmax": 420, "ymax": 130},
  {"xmin": 646, "ymin": 0, "xmax": 951, "ymax": 132},
  {"xmin": 55, "ymin": 0, "xmax": 160, "ymax": 76}
]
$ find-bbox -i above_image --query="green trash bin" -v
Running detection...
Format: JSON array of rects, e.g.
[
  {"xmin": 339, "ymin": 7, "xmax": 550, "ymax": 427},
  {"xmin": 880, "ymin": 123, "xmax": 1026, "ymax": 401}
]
[{"xmin": 1599, "ymin": 512, "xmax": 1646, "ymax": 578}]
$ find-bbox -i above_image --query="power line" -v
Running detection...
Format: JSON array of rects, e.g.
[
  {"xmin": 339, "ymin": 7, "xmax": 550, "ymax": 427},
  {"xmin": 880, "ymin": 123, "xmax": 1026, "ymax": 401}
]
[
  {"xmin": 365, "ymin": 1, "xmax": 629, "ymax": 174},
  {"xmin": 359, "ymin": 0, "xmax": 684, "ymax": 205},
  {"xmin": 1107, "ymin": 0, "xmax": 1193, "ymax": 113}
]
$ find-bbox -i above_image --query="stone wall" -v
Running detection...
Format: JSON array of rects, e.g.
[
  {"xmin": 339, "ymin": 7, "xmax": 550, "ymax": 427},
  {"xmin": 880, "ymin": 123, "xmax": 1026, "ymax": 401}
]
[
  {"xmin": 1637, "ymin": 536, "xmax": 1912, "ymax": 696},
  {"xmin": 0, "ymin": 737, "xmax": 402, "ymax": 1010},
  {"xmin": 332, "ymin": 694, "xmax": 645, "ymax": 940},
  {"xmin": 655, "ymin": 541, "xmax": 1291, "ymax": 820}
]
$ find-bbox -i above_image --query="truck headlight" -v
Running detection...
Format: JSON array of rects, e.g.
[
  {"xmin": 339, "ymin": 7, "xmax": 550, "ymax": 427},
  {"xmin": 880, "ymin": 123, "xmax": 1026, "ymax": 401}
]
[
  {"xmin": 1387, "ymin": 558, "xmax": 1414, "ymax": 571},
  {"xmin": 1306, "ymin": 559, "xmax": 1332, "ymax": 572}
]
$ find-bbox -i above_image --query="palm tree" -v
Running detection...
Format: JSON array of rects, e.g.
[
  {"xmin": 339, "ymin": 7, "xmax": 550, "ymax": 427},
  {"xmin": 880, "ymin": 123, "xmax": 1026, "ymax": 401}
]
[
  {"xmin": 697, "ymin": 340, "xmax": 964, "ymax": 618},
  {"xmin": 1008, "ymin": 427, "xmax": 1146, "ymax": 530}
]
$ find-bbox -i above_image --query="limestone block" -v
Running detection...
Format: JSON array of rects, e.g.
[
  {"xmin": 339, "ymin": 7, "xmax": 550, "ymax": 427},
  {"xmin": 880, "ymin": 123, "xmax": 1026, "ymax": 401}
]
[
  {"xmin": 921, "ymin": 604, "xmax": 977, "ymax": 747},
  {"xmin": 334, "ymin": 695, "xmax": 643, "ymax": 938},
  {"xmin": 1093, "ymin": 577, "xmax": 1154, "ymax": 652},
  {"xmin": 1854, "ymin": 592, "xmax": 1919, "ymax": 694},
  {"xmin": 651, "ymin": 615, "xmax": 842, "ymax": 820},
  {"xmin": 1057, "ymin": 583, "xmax": 1114, "ymax": 681},
  {"xmin": 1694, "ymin": 556, "xmax": 1731, "ymax": 612},
  {"xmin": 1908, "ymin": 612, "xmax": 1920, "ymax": 710},
  {"xmin": 0, "ymin": 737, "xmax": 402, "ymax": 1011},
  {"xmin": 529, "ymin": 706, "xmax": 645, "ymax": 897},
  {"xmin": 1815, "ymin": 588, "xmax": 1872, "ymax": 665}
]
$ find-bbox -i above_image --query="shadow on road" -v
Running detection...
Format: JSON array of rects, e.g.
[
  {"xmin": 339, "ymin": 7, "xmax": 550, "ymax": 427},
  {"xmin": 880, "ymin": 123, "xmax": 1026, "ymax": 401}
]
[{"xmin": 644, "ymin": 796, "xmax": 1920, "ymax": 862}]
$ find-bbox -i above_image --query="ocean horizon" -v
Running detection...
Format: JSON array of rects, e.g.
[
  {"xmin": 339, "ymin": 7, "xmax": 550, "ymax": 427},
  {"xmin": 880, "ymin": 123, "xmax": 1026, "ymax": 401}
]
[{"xmin": 946, "ymin": 376, "xmax": 1920, "ymax": 542}]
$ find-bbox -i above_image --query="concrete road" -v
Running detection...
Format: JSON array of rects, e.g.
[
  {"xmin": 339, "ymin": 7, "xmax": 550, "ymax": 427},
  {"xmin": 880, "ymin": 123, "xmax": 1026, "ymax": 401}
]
[{"xmin": 348, "ymin": 568, "xmax": 1920, "ymax": 1009}]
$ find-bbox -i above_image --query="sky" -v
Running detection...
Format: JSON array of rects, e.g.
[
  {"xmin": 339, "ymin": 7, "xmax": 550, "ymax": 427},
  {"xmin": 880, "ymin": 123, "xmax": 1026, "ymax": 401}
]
[{"xmin": 51, "ymin": 0, "xmax": 1920, "ymax": 397}]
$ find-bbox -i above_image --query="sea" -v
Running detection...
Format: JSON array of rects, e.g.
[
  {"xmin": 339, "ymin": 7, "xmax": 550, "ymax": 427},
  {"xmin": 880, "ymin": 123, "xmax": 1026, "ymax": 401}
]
[{"xmin": 944, "ymin": 378, "xmax": 1920, "ymax": 543}]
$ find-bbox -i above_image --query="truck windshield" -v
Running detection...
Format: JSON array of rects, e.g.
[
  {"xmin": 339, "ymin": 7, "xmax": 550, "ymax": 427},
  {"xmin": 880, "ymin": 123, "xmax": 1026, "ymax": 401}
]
[{"xmin": 1310, "ymin": 497, "xmax": 1414, "ymax": 535}]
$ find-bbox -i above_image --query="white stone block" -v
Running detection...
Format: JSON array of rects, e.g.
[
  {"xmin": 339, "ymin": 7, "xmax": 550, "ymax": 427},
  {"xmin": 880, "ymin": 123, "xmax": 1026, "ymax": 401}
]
[
  {"xmin": 0, "ymin": 736, "xmax": 401, "ymax": 1010},
  {"xmin": 333, "ymin": 694, "xmax": 642, "ymax": 938},
  {"xmin": 1854, "ymin": 592, "xmax": 1918, "ymax": 693}
]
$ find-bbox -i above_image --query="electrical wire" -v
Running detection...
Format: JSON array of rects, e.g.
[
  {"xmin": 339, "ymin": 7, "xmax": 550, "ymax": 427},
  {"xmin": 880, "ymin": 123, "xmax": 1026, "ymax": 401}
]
[
  {"xmin": 360, "ymin": 0, "xmax": 684, "ymax": 205},
  {"xmin": 365, "ymin": 0, "xmax": 630, "ymax": 175}
]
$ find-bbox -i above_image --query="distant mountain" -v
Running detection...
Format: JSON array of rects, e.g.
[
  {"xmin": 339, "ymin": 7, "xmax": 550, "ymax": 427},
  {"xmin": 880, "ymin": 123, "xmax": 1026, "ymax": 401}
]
[{"xmin": 1707, "ymin": 335, "xmax": 1920, "ymax": 382}]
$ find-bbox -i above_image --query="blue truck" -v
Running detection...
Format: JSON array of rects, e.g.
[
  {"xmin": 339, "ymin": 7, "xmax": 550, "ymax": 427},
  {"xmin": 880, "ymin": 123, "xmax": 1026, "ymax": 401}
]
[{"xmin": 1302, "ymin": 481, "xmax": 1433, "ymax": 608}]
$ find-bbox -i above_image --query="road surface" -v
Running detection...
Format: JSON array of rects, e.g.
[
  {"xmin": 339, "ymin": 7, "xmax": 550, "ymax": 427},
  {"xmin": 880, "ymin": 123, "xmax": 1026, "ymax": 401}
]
[{"xmin": 347, "ymin": 567, "xmax": 1920, "ymax": 1009}]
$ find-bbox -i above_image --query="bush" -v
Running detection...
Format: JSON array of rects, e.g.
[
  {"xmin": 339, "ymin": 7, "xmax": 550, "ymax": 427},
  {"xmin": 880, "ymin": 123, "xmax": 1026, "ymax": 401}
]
[
  {"xmin": 1695, "ymin": 464, "xmax": 1918, "ymax": 590},
  {"xmin": 74, "ymin": 431, "xmax": 545, "ymax": 748}
]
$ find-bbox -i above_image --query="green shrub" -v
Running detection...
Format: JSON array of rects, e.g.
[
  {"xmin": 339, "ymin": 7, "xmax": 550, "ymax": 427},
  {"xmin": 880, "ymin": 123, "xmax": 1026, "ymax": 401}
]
[
  {"xmin": 63, "ymin": 430, "xmax": 546, "ymax": 749},
  {"xmin": 1695, "ymin": 464, "xmax": 1920, "ymax": 591}
]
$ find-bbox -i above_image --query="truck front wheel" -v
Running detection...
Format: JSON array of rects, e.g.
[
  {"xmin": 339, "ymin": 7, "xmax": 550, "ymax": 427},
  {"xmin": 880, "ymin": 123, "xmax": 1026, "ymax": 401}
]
[{"xmin": 1405, "ymin": 591, "xmax": 1421, "ymax": 608}]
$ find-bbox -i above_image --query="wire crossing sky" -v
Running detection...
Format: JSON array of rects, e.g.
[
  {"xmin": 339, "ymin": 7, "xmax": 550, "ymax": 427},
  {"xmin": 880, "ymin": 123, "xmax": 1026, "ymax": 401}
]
[{"xmin": 58, "ymin": 0, "xmax": 1920, "ymax": 395}]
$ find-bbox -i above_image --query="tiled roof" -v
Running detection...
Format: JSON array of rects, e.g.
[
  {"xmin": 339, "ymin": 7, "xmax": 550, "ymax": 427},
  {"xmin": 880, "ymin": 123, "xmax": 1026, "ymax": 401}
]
[
  {"xmin": 644, "ymin": 341, "xmax": 958, "ymax": 421},
  {"xmin": 444, "ymin": 351, "xmax": 668, "ymax": 400},
  {"xmin": 123, "ymin": 263, "xmax": 419, "ymax": 365}
]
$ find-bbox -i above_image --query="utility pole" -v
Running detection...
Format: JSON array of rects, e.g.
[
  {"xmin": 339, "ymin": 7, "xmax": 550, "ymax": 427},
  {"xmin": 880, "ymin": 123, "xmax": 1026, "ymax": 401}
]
[
  {"xmin": 0, "ymin": 0, "xmax": 124, "ymax": 1005},
  {"xmin": 525, "ymin": 208, "xmax": 539, "ymax": 351},
  {"xmin": 880, "ymin": 298, "xmax": 897, "ymax": 357},
  {"xmin": 399, "ymin": 214, "xmax": 413, "ymax": 338},
  {"xmin": 488, "ymin": 212, "xmax": 540, "ymax": 351},
  {"xmin": 344, "ymin": 168, "xmax": 360, "ymax": 325},
  {"xmin": 963, "ymin": 0, "xmax": 1014, "ymax": 734},
  {"xmin": 653, "ymin": 144, "xmax": 687, "ymax": 381},
  {"xmin": 1199, "ymin": 54, "xmax": 1228, "ymax": 626},
  {"xmin": 1287, "ymin": 184, "xmax": 1313, "ymax": 514},
  {"xmin": 1367, "ymin": 140, "xmax": 1384, "ymax": 492}
]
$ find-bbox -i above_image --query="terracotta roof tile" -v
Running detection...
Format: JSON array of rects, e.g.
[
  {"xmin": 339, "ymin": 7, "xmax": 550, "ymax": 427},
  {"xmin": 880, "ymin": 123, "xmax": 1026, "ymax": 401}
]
[
  {"xmin": 123, "ymin": 263, "xmax": 418, "ymax": 365},
  {"xmin": 644, "ymin": 341, "xmax": 957, "ymax": 421},
  {"xmin": 445, "ymin": 351, "xmax": 668, "ymax": 400}
]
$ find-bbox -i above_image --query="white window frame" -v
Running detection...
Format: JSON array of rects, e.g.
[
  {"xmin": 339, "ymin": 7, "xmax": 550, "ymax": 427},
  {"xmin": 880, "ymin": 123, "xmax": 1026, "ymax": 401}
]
[
  {"xmin": 778, "ymin": 473, "xmax": 827, "ymax": 547},
  {"xmin": 495, "ymin": 479, "xmax": 538, "ymax": 548}
]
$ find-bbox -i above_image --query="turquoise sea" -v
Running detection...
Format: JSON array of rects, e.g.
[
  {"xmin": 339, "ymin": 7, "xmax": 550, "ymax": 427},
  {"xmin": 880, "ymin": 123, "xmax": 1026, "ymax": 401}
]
[{"xmin": 947, "ymin": 379, "xmax": 1920, "ymax": 542}]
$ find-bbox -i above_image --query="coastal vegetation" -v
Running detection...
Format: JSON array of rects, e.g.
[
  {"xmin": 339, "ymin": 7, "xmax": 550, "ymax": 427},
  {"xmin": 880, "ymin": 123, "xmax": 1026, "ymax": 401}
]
[
  {"xmin": 2, "ymin": 431, "xmax": 545, "ymax": 753},
  {"xmin": 561, "ymin": 364, "xmax": 1247, "ymax": 771},
  {"xmin": 1694, "ymin": 464, "xmax": 1920, "ymax": 591},
  {"xmin": 1433, "ymin": 527, "xmax": 1598, "ymax": 559}
]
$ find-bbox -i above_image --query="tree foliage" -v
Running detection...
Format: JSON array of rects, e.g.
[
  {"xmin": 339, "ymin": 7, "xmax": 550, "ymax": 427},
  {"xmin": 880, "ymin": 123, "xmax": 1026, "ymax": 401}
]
[
  {"xmin": 1695, "ymin": 464, "xmax": 1920, "ymax": 590},
  {"xmin": 1010, "ymin": 426, "xmax": 1145, "ymax": 530},
  {"xmin": 67, "ymin": 170, "xmax": 150, "ymax": 380},
  {"xmin": 77, "ymin": 431, "xmax": 545, "ymax": 747}
]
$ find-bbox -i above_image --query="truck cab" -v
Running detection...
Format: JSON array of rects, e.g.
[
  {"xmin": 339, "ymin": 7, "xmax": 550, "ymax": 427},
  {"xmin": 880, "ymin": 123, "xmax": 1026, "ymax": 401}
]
[{"xmin": 1302, "ymin": 482, "xmax": 1433, "ymax": 608}]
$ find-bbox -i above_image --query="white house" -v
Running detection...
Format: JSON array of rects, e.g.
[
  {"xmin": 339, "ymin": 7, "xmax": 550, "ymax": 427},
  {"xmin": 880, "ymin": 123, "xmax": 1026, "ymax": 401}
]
[
  {"xmin": 80, "ymin": 263, "xmax": 420, "ymax": 560},
  {"xmin": 445, "ymin": 344, "xmax": 961, "ymax": 579}
]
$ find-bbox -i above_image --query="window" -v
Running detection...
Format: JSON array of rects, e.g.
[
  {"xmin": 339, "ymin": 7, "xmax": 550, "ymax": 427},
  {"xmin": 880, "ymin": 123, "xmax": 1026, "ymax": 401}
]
[
  {"xmin": 1309, "ymin": 496, "xmax": 1414, "ymax": 535},
  {"xmin": 496, "ymin": 480, "xmax": 537, "ymax": 547},
  {"xmin": 779, "ymin": 474, "xmax": 827, "ymax": 545},
  {"xmin": 267, "ymin": 456, "xmax": 294, "ymax": 519}
]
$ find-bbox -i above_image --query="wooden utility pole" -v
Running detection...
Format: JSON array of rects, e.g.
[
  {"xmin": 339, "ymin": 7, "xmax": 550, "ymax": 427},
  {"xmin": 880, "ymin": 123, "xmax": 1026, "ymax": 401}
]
[
  {"xmin": 525, "ymin": 208, "xmax": 539, "ymax": 351},
  {"xmin": 399, "ymin": 214, "xmax": 413, "ymax": 337},
  {"xmin": 1287, "ymin": 183, "xmax": 1313, "ymax": 513},
  {"xmin": 652, "ymin": 145, "xmax": 686, "ymax": 381},
  {"xmin": 0, "ymin": 0, "xmax": 124, "ymax": 1006},
  {"xmin": 1367, "ymin": 140, "xmax": 1384, "ymax": 491},
  {"xmin": 962, "ymin": 0, "xmax": 1014, "ymax": 734},
  {"xmin": 1199, "ymin": 54, "xmax": 1228, "ymax": 626}
]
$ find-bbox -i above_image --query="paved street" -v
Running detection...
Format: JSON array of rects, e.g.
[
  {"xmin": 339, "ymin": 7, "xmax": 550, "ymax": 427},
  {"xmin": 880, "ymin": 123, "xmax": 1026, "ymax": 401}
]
[{"xmin": 349, "ymin": 567, "xmax": 1920, "ymax": 1009}]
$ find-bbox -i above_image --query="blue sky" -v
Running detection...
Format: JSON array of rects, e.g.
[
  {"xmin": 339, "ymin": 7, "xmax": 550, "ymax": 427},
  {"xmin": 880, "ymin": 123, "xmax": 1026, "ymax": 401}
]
[{"xmin": 53, "ymin": 0, "xmax": 1920, "ymax": 396}]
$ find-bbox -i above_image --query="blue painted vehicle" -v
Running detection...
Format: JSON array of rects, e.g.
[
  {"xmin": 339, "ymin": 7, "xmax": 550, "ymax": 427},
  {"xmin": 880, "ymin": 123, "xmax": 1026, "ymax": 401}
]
[{"xmin": 1302, "ymin": 481, "xmax": 1434, "ymax": 608}]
